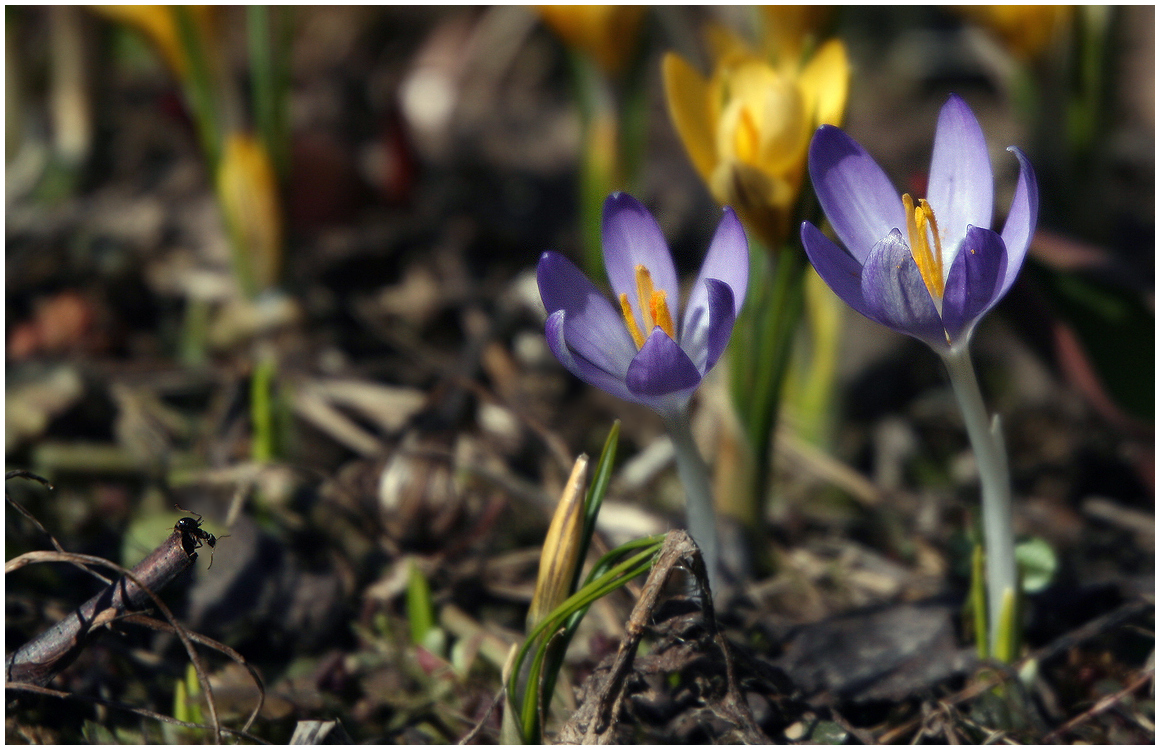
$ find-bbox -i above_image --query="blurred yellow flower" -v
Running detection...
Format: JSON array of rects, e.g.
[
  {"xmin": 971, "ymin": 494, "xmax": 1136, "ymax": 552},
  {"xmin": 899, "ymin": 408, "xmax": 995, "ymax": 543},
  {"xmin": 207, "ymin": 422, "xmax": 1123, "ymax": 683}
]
[
  {"xmin": 216, "ymin": 134, "xmax": 282, "ymax": 295},
  {"xmin": 663, "ymin": 21, "xmax": 848, "ymax": 249},
  {"xmin": 957, "ymin": 5, "xmax": 1073, "ymax": 61},
  {"xmin": 90, "ymin": 6, "xmax": 215, "ymax": 80},
  {"xmin": 537, "ymin": 5, "xmax": 646, "ymax": 76}
]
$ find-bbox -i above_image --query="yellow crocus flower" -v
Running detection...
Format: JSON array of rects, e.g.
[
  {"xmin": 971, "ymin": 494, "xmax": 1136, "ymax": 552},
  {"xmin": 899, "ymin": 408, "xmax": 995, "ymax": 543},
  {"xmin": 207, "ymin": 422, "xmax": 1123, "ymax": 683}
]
[
  {"xmin": 664, "ymin": 23, "xmax": 848, "ymax": 249},
  {"xmin": 537, "ymin": 5, "xmax": 646, "ymax": 76}
]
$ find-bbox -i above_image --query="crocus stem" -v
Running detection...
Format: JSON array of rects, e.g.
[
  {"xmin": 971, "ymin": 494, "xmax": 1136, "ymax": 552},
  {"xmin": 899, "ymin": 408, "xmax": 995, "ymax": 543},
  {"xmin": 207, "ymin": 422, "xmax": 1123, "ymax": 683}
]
[
  {"xmin": 942, "ymin": 346, "xmax": 1018, "ymax": 658},
  {"xmin": 664, "ymin": 411, "xmax": 719, "ymax": 595}
]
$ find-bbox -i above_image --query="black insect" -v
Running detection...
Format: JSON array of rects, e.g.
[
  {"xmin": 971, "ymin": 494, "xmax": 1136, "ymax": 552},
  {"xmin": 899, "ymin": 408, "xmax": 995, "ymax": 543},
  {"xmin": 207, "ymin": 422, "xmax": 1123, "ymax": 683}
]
[{"xmin": 174, "ymin": 505, "xmax": 229, "ymax": 569}]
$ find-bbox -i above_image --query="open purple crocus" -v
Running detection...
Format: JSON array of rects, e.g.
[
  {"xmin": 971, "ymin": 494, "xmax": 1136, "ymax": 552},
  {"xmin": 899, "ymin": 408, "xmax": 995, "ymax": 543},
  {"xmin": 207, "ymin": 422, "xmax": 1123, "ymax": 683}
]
[
  {"xmin": 538, "ymin": 192, "xmax": 748, "ymax": 420},
  {"xmin": 801, "ymin": 94, "xmax": 1038, "ymax": 354}
]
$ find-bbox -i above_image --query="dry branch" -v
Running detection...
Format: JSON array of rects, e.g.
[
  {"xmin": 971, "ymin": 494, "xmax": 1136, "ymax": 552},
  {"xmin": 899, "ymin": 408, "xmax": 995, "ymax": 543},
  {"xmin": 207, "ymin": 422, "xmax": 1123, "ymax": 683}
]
[{"xmin": 5, "ymin": 529, "xmax": 195, "ymax": 687}]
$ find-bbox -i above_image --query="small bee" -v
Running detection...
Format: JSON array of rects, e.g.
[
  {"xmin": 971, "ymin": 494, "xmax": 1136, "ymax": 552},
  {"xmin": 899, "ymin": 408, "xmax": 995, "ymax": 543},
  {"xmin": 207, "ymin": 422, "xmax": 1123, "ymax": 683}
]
[{"xmin": 174, "ymin": 505, "xmax": 229, "ymax": 569}]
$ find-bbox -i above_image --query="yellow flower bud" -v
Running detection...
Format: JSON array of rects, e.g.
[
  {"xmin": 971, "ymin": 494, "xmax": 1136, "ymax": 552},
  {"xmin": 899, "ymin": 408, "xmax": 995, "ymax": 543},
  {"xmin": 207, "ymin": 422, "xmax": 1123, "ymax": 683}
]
[
  {"xmin": 216, "ymin": 134, "xmax": 282, "ymax": 295},
  {"xmin": 526, "ymin": 455, "xmax": 588, "ymax": 633}
]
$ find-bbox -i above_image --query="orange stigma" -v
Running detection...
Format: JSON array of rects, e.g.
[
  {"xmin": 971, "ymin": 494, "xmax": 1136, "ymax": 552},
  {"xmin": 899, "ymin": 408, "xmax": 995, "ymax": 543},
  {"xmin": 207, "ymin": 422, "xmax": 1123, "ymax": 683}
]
[{"xmin": 620, "ymin": 265, "xmax": 676, "ymax": 349}]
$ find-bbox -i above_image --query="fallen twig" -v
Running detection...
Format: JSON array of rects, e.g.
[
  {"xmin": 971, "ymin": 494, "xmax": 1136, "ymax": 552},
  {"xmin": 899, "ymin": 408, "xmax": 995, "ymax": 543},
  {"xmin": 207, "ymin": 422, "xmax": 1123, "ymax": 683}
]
[
  {"xmin": 6, "ymin": 535, "xmax": 192, "ymax": 684},
  {"xmin": 5, "ymin": 535, "xmax": 224, "ymax": 742}
]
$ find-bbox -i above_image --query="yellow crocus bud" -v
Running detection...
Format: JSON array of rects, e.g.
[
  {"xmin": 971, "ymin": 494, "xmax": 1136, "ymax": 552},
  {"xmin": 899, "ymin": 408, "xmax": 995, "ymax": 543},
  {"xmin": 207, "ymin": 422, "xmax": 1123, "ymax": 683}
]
[
  {"xmin": 216, "ymin": 133, "xmax": 282, "ymax": 295},
  {"xmin": 526, "ymin": 454, "xmax": 588, "ymax": 633}
]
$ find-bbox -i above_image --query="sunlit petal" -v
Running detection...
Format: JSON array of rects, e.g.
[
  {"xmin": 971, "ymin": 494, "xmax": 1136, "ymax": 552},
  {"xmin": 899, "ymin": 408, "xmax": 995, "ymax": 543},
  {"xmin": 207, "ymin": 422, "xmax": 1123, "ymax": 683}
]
[
  {"xmin": 809, "ymin": 125, "xmax": 906, "ymax": 263},
  {"xmin": 927, "ymin": 94, "xmax": 993, "ymax": 262},
  {"xmin": 602, "ymin": 193, "xmax": 679, "ymax": 310}
]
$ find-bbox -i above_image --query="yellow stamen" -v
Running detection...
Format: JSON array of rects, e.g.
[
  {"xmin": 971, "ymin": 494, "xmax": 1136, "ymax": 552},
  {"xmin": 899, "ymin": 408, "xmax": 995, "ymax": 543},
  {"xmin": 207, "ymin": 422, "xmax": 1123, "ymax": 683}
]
[
  {"xmin": 634, "ymin": 265, "xmax": 656, "ymax": 332},
  {"xmin": 919, "ymin": 199, "xmax": 945, "ymax": 290},
  {"xmin": 619, "ymin": 293, "xmax": 646, "ymax": 349},
  {"xmin": 619, "ymin": 265, "xmax": 678, "ymax": 350},
  {"xmin": 902, "ymin": 193, "xmax": 945, "ymax": 300},
  {"xmin": 649, "ymin": 290, "xmax": 676, "ymax": 340}
]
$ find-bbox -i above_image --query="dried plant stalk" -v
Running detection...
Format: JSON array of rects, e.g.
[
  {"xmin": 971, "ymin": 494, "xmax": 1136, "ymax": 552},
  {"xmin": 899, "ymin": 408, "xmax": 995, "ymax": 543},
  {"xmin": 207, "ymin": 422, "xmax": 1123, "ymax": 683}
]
[{"xmin": 6, "ymin": 529, "xmax": 195, "ymax": 687}]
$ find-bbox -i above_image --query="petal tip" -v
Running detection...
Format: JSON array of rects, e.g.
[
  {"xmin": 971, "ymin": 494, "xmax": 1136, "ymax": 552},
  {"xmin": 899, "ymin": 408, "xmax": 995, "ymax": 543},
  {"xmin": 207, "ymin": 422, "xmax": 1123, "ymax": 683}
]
[
  {"xmin": 603, "ymin": 191, "xmax": 636, "ymax": 211},
  {"xmin": 719, "ymin": 205, "xmax": 743, "ymax": 233}
]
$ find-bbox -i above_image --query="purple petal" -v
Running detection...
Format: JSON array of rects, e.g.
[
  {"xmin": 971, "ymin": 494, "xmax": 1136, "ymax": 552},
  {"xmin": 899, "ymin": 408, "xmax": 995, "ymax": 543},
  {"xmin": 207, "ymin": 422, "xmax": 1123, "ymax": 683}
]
[
  {"xmin": 601, "ymin": 193, "xmax": 679, "ymax": 325},
  {"xmin": 927, "ymin": 95, "xmax": 993, "ymax": 258},
  {"xmin": 537, "ymin": 251, "xmax": 637, "ymax": 375},
  {"xmin": 861, "ymin": 229, "xmax": 949, "ymax": 350},
  {"xmin": 626, "ymin": 328, "xmax": 702, "ymax": 397},
  {"xmin": 808, "ymin": 125, "xmax": 906, "ymax": 264},
  {"xmin": 683, "ymin": 207, "xmax": 749, "ymax": 341},
  {"xmin": 941, "ymin": 226, "xmax": 1007, "ymax": 342},
  {"xmin": 701, "ymin": 278, "xmax": 736, "ymax": 374},
  {"xmin": 997, "ymin": 146, "xmax": 1039, "ymax": 298},
  {"xmin": 545, "ymin": 310, "xmax": 635, "ymax": 403},
  {"xmin": 801, "ymin": 221, "xmax": 878, "ymax": 323}
]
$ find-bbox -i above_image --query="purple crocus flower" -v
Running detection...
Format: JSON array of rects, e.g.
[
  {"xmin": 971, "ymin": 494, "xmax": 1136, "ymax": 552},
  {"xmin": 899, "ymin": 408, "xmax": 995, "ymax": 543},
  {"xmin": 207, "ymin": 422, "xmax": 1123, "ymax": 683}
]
[
  {"xmin": 537, "ymin": 192, "xmax": 748, "ymax": 419},
  {"xmin": 801, "ymin": 94, "xmax": 1038, "ymax": 354}
]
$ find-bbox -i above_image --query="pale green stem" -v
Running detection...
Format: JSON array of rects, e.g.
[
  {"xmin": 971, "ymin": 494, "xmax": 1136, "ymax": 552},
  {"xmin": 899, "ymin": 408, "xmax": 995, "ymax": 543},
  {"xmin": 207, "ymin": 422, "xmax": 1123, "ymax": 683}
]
[
  {"xmin": 942, "ymin": 346, "xmax": 1017, "ymax": 658},
  {"xmin": 664, "ymin": 410, "xmax": 719, "ymax": 596}
]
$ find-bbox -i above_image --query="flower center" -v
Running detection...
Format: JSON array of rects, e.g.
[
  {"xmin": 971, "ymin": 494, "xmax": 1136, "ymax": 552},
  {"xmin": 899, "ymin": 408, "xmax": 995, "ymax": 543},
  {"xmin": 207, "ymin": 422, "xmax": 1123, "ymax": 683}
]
[
  {"xmin": 734, "ymin": 106, "xmax": 761, "ymax": 165},
  {"xmin": 902, "ymin": 193, "xmax": 945, "ymax": 303},
  {"xmin": 619, "ymin": 265, "xmax": 676, "ymax": 349}
]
